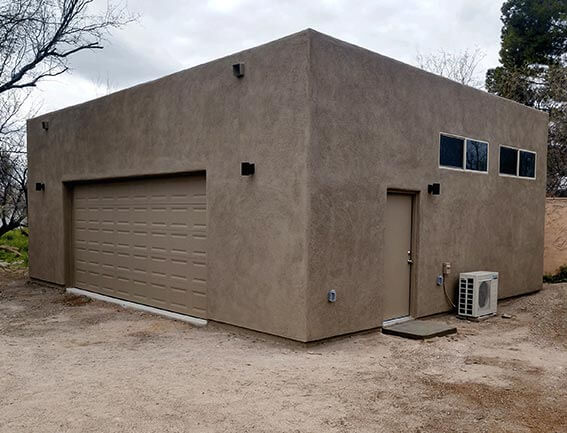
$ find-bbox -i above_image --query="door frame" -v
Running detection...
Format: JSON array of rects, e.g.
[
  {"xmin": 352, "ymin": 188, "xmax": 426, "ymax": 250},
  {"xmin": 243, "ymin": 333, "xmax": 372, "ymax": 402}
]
[{"xmin": 384, "ymin": 189, "xmax": 420, "ymax": 322}]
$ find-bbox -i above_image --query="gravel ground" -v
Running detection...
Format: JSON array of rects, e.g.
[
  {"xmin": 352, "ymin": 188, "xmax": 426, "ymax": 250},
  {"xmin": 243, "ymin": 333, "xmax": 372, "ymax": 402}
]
[{"xmin": 1, "ymin": 272, "xmax": 566, "ymax": 433}]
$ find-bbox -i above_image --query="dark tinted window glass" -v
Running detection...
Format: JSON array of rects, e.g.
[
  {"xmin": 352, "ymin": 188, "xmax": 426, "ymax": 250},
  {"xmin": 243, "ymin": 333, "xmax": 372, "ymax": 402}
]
[
  {"xmin": 466, "ymin": 139, "xmax": 488, "ymax": 172},
  {"xmin": 519, "ymin": 150, "xmax": 536, "ymax": 178},
  {"xmin": 499, "ymin": 146, "xmax": 518, "ymax": 175},
  {"xmin": 440, "ymin": 135, "xmax": 464, "ymax": 168}
]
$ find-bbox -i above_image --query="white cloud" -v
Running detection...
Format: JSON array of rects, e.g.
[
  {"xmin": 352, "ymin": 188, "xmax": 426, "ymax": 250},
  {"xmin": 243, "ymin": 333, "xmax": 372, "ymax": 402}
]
[
  {"xmin": 33, "ymin": 0, "xmax": 505, "ymax": 115},
  {"xmin": 206, "ymin": 0, "xmax": 247, "ymax": 13}
]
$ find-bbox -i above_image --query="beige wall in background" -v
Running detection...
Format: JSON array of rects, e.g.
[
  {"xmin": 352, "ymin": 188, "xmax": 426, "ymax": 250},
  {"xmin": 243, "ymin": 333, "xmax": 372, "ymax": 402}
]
[{"xmin": 544, "ymin": 198, "xmax": 567, "ymax": 275}]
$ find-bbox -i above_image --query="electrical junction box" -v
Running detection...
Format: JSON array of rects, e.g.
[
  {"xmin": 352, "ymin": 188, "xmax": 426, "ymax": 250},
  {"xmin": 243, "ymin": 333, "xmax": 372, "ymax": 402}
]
[{"xmin": 327, "ymin": 290, "xmax": 336, "ymax": 303}]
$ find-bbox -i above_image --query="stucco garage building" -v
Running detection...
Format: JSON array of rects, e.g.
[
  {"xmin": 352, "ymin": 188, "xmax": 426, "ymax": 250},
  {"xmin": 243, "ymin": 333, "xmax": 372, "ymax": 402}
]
[{"xmin": 27, "ymin": 30, "xmax": 548, "ymax": 342}]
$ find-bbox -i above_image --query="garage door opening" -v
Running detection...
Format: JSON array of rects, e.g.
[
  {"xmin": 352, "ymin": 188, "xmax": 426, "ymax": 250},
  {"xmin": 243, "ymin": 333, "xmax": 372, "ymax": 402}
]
[{"xmin": 71, "ymin": 174, "xmax": 207, "ymax": 318}]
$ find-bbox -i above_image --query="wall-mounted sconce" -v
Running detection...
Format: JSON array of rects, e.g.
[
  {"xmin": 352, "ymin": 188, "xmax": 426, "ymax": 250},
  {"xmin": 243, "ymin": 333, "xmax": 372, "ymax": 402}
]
[
  {"xmin": 35, "ymin": 182, "xmax": 45, "ymax": 191},
  {"xmin": 232, "ymin": 62, "xmax": 245, "ymax": 78},
  {"xmin": 241, "ymin": 162, "xmax": 255, "ymax": 176},
  {"xmin": 428, "ymin": 183, "xmax": 440, "ymax": 195},
  {"xmin": 41, "ymin": 121, "xmax": 49, "ymax": 131}
]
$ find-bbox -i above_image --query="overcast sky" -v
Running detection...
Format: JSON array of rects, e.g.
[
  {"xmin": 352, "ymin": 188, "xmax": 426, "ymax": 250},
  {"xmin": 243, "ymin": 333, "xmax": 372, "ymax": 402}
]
[{"xmin": 34, "ymin": 0, "xmax": 504, "ymax": 114}]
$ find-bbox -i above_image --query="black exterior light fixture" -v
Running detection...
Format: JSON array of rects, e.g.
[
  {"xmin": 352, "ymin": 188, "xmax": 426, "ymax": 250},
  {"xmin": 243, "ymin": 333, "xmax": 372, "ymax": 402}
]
[
  {"xmin": 232, "ymin": 62, "xmax": 245, "ymax": 78},
  {"xmin": 428, "ymin": 183, "xmax": 441, "ymax": 195},
  {"xmin": 241, "ymin": 162, "xmax": 255, "ymax": 176},
  {"xmin": 41, "ymin": 121, "xmax": 49, "ymax": 131},
  {"xmin": 35, "ymin": 182, "xmax": 45, "ymax": 191}
]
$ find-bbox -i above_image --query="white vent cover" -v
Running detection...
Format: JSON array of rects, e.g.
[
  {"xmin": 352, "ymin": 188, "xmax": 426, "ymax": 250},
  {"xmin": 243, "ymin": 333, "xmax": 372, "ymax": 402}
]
[{"xmin": 458, "ymin": 271, "xmax": 498, "ymax": 318}]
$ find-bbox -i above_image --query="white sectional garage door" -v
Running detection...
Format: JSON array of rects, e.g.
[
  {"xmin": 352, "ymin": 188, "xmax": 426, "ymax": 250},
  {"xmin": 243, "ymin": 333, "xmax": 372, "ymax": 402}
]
[{"xmin": 72, "ymin": 175, "xmax": 207, "ymax": 318}]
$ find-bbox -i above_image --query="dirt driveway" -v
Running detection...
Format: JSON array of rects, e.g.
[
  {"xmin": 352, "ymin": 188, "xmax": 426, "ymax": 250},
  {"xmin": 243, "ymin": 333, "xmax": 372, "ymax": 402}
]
[{"xmin": 1, "ymin": 273, "xmax": 566, "ymax": 433}]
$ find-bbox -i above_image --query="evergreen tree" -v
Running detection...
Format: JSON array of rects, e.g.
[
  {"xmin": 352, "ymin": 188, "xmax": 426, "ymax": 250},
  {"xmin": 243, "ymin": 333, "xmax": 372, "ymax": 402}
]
[{"xmin": 486, "ymin": 0, "xmax": 567, "ymax": 194}]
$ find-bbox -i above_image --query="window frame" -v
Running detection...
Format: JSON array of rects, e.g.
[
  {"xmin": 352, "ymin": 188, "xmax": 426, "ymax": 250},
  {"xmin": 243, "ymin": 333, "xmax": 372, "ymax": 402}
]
[
  {"xmin": 438, "ymin": 132, "xmax": 489, "ymax": 174},
  {"xmin": 498, "ymin": 145, "xmax": 519, "ymax": 177},
  {"xmin": 498, "ymin": 145, "xmax": 537, "ymax": 180},
  {"xmin": 519, "ymin": 149, "xmax": 537, "ymax": 179}
]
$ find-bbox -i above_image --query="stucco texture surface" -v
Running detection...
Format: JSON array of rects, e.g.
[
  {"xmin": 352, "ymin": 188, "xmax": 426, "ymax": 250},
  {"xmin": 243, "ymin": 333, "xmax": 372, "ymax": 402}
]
[
  {"xmin": 544, "ymin": 198, "xmax": 567, "ymax": 275},
  {"xmin": 27, "ymin": 32, "xmax": 311, "ymax": 341},
  {"xmin": 27, "ymin": 30, "xmax": 549, "ymax": 341},
  {"xmin": 305, "ymin": 31, "xmax": 548, "ymax": 340}
]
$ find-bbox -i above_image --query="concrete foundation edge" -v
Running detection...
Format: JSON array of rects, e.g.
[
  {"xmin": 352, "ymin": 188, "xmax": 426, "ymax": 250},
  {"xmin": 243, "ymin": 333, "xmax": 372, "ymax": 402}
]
[{"xmin": 66, "ymin": 287, "xmax": 208, "ymax": 327}]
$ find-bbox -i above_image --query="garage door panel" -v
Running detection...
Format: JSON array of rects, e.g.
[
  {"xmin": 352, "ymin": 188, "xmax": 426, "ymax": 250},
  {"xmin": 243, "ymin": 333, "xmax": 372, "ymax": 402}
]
[
  {"xmin": 191, "ymin": 237, "xmax": 207, "ymax": 254},
  {"xmin": 79, "ymin": 228, "xmax": 97, "ymax": 243},
  {"xmin": 191, "ymin": 207, "xmax": 207, "ymax": 225},
  {"xmin": 191, "ymin": 261, "xmax": 207, "ymax": 280},
  {"xmin": 99, "ymin": 244, "xmax": 116, "ymax": 257},
  {"xmin": 153, "ymin": 237, "xmax": 190, "ymax": 253},
  {"xmin": 131, "ymin": 281, "xmax": 148, "ymax": 301},
  {"xmin": 147, "ymin": 258, "xmax": 181, "ymax": 274},
  {"xmin": 75, "ymin": 268, "xmax": 88, "ymax": 284},
  {"xmin": 101, "ymin": 274, "xmax": 119, "ymax": 293},
  {"xmin": 192, "ymin": 291, "xmax": 207, "ymax": 313},
  {"xmin": 112, "ymin": 254, "xmax": 131, "ymax": 270},
  {"xmin": 81, "ymin": 252, "xmax": 101, "ymax": 268},
  {"xmin": 100, "ymin": 263, "xmax": 115, "ymax": 277},
  {"xmin": 169, "ymin": 288, "xmax": 190, "ymax": 308},
  {"xmin": 74, "ymin": 246, "xmax": 90, "ymax": 260},
  {"xmin": 72, "ymin": 175, "xmax": 207, "ymax": 318}
]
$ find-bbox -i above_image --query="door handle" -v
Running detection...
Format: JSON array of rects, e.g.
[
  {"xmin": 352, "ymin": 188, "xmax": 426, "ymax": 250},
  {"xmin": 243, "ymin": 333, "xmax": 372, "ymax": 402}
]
[{"xmin": 407, "ymin": 259, "xmax": 413, "ymax": 264}]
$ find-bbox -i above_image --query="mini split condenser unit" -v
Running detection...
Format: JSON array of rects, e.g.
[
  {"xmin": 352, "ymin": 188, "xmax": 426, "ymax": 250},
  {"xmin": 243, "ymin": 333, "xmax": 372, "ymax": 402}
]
[{"xmin": 458, "ymin": 271, "xmax": 498, "ymax": 319}]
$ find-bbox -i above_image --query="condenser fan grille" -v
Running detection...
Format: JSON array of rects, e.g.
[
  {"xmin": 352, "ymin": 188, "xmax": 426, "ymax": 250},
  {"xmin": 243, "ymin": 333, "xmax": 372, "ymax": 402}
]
[{"xmin": 478, "ymin": 281, "xmax": 490, "ymax": 308}]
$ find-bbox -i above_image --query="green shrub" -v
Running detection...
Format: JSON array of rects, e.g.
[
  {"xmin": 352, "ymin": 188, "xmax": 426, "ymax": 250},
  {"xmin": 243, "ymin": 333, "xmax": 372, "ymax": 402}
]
[
  {"xmin": 0, "ymin": 228, "xmax": 28, "ymax": 267},
  {"xmin": 543, "ymin": 265, "xmax": 567, "ymax": 283}
]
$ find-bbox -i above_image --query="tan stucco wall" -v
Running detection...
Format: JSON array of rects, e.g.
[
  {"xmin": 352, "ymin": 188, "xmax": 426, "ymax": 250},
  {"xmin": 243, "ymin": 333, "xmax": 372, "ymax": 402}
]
[
  {"xmin": 28, "ymin": 29, "xmax": 549, "ymax": 342},
  {"xmin": 544, "ymin": 198, "xmax": 567, "ymax": 275},
  {"xmin": 305, "ymin": 31, "xmax": 548, "ymax": 341},
  {"xmin": 27, "ymin": 32, "xmax": 311, "ymax": 341}
]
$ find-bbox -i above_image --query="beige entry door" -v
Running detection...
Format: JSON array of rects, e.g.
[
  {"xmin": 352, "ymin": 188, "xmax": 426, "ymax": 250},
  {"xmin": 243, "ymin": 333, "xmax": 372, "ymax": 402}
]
[
  {"xmin": 383, "ymin": 193, "xmax": 414, "ymax": 321},
  {"xmin": 72, "ymin": 175, "xmax": 208, "ymax": 318}
]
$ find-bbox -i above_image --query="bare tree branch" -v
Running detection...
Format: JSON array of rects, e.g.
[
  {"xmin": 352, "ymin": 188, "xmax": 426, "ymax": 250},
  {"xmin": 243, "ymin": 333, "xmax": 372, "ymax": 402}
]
[
  {"xmin": 0, "ymin": 0, "xmax": 136, "ymax": 236},
  {"xmin": 0, "ymin": 0, "xmax": 135, "ymax": 94},
  {"xmin": 416, "ymin": 48, "xmax": 487, "ymax": 89}
]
